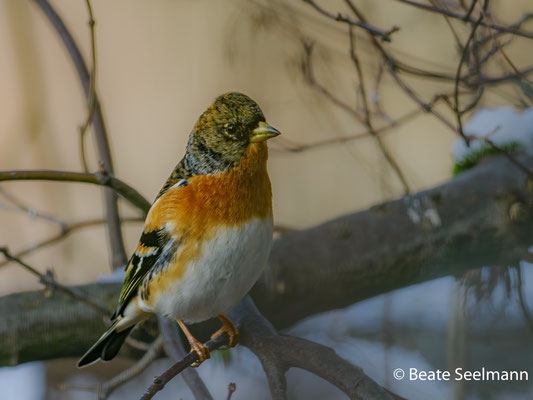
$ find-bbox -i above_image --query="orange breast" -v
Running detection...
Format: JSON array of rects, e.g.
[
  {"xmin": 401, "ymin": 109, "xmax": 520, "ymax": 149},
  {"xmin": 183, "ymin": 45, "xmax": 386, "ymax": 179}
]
[
  {"xmin": 142, "ymin": 142, "xmax": 273, "ymax": 300},
  {"xmin": 146, "ymin": 142, "xmax": 272, "ymax": 231}
]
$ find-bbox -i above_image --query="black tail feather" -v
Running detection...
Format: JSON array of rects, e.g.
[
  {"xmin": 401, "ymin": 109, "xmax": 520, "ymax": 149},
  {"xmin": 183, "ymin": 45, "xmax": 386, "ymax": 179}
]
[{"xmin": 78, "ymin": 321, "xmax": 134, "ymax": 367}]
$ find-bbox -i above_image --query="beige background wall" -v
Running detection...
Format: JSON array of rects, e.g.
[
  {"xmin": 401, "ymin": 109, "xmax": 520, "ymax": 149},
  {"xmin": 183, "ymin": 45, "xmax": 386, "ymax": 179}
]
[{"xmin": 1, "ymin": 0, "xmax": 531, "ymax": 293}]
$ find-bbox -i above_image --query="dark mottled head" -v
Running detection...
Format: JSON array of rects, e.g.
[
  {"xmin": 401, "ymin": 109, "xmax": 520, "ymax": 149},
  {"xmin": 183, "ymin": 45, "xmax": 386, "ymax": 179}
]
[
  {"xmin": 156, "ymin": 93, "xmax": 280, "ymax": 198},
  {"xmin": 183, "ymin": 92, "xmax": 280, "ymax": 175}
]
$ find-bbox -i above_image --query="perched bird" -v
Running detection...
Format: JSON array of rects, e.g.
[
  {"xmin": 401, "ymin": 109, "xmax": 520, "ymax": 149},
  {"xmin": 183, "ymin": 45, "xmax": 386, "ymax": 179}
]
[{"xmin": 78, "ymin": 92, "xmax": 280, "ymax": 367}]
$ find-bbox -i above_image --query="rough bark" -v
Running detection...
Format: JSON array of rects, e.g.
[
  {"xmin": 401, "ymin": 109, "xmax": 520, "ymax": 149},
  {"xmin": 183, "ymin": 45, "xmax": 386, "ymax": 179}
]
[{"xmin": 253, "ymin": 154, "xmax": 533, "ymax": 328}]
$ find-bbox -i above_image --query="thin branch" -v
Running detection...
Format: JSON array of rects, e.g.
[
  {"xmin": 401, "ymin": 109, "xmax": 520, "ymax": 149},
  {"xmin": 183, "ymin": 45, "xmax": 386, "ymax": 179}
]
[
  {"xmin": 479, "ymin": 7, "xmax": 533, "ymax": 85},
  {"xmin": 393, "ymin": 0, "xmax": 533, "ymax": 39},
  {"xmin": 97, "ymin": 336, "xmax": 164, "ymax": 400},
  {"xmin": 274, "ymin": 106, "xmax": 424, "ymax": 153},
  {"xmin": 453, "ymin": 6, "xmax": 486, "ymax": 142},
  {"xmin": 483, "ymin": 138, "xmax": 533, "ymax": 177},
  {"xmin": 33, "ymin": 0, "xmax": 127, "ymax": 269},
  {"xmin": 0, "ymin": 170, "xmax": 150, "ymax": 214},
  {"xmin": 0, "ymin": 248, "xmax": 109, "ymax": 316},
  {"xmin": 347, "ymin": 21, "xmax": 411, "ymax": 194},
  {"xmin": 0, "ymin": 217, "xmax": 143, "ymax": 269},
  {"xmin": 0, "ymin": 187, "xmax": 66, "ymax": 227},
  {"xmin": 139, "ymin": 333, "xmax": 230, "ymax": 400},
  {"xmin": 302, "ymin": 0, "xmax": 396, "ymax": 41},
  {"xmin": 345, "ymin": 1, "xmax": 458, "ymax": 134},
  {"xmin": 463, "ymin": 0, "xmax": 479, "ymax": 22},
  {"xmin": 301, "ymin": 41, "xmax": 365, "ymax": 122},
  {"xmin": 79, "ymin": 0, "xmax": 98, "ymax": 173},
  {"xmin": 158, "ymin": 317, "xmax": 213, "ymax": 400},
  {"xmin": 226, "ymin": 383, "xmax": 236, "ymax": 400}
]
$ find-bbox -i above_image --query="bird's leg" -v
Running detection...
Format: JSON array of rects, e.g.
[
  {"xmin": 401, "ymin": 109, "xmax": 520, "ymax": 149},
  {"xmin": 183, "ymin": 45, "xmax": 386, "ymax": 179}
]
[
  {"xmin": 176, "ymin": 319, "xmax": 210, "ymax": 367},
  {"xmin": 210, "ymin": 314, "xmax": 239, "ymax": 347}
]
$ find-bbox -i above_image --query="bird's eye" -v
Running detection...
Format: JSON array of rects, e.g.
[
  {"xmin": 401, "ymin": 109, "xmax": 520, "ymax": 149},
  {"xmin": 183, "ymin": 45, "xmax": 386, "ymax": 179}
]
[{"xmin": 224, "ymin": 124, "xmax": 236, "ymax": 134}]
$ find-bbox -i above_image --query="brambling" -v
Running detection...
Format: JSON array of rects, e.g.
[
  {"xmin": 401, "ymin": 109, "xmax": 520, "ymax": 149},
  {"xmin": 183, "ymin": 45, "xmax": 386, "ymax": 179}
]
[{"xmin": 78, "ymin": 92, "xmax": 280, "ymax": 367}]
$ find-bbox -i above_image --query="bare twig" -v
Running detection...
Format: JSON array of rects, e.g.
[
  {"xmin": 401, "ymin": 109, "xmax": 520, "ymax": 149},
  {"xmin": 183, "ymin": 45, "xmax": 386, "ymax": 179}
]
[
  {"xmin": 79, "ymin": 0, "xmax": 98, "ymax": 173},
  {"xmin": 0, "ymin": 248, "xmax": 109, "ymax": 316},
  {"xmin": 463, "ymin": 0, "xmax": 479, "ymax": 22},
  {"xmin": 34, "ymin": 0, "xmax": 127, "ymax": 269},
  {"xmin": 226, "ymin": 383, "xmax": 236, "ymax": 400},
  {"xmin": 345, "ymin": 1, "xmax": 458, "ymax": 135},
  {"xmin": 0, "ymin": 170, "xmax": 150, "ymax": 214},
  {"xmin": 453, "ymin": 5, "xmax": 487, "ymax": 142},
  {"xmin": 0, "ymin": 187, "xmax": 66, "ymax": 227},
  {"xmin": 140, "ymin": 333, "xmax": 230, "ymax": 400},
  {"xmin": 302, "ymin": 0, "xmax": 396, "ymax": 41},
  {"xmin": 301, "ymin": 41, "xmax": 365, "ymax": 122},
  {"xmin": 158, "ymin": 317, "xmax": 213, "ymax": 400},
  {"xmin": 393, "ymin": 0, "xmax": 533, "ymax": 39},
  {"xmin": 0, "ymin": 217, "xmax": 143, "ymax": 269},
  {"xmin": 274, "ymin": 107, "xmax": 424, "ymax": 153},
  {"xmin": 98, "ymin": 336, "xmax": 164, "ymax": 400},
  {"xmin": 483, "ymin": 138, "xmax": 533, "ymax": 177},
  {"xmin": 347, "ymin": 21, "xmax": 410, "ymax": 193},
  {"xmin": 478, "ymin": 7, "xmax": 533, "ymax": 85}
]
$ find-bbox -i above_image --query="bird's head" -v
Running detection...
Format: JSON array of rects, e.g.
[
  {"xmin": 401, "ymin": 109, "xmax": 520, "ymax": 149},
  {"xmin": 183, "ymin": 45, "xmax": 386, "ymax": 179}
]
[{"xmin": 189, "ymin": 92, "xmax": 280, "ymax": 169}]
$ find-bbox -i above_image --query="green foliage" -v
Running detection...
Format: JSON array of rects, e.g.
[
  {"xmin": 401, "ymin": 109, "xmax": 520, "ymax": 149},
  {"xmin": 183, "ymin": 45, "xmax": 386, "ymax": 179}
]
[
  {"xmin": 452, "ymin": 141, "xmax": 523, "ymax": 176},
  {"xmin": 212, "ymin": 348, "xmax": 233, "ymax": 365}
]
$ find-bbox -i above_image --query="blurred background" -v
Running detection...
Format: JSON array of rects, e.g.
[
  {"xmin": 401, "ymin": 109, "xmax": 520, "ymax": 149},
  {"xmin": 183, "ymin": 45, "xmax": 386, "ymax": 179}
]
[{"xmin": 1, "ymin": 0, "xmax": 532, "ymax": 399}]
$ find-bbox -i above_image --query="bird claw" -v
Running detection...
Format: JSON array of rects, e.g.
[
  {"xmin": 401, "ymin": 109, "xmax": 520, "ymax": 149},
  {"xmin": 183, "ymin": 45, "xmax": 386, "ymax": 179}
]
[
  {"xmin": 211, "ymin": 315, "xmax": 239, "ymax": 348},
  {"xmin": 190, "ymin": 340, "xmax": 210, "ymax": 367}
]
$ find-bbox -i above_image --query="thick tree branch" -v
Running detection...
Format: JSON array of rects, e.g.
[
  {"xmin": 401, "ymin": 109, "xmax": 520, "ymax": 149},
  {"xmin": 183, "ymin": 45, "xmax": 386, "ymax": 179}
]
[
  {"xmin": 141, "ymin": 297, "xmax": 396, "ymax": 400},
  {"xmin": 228, "ymin": 297, "xmax": 397, "ymax": 400},
  {"xmin": 252, "ymin": 153, "xmax": 533, "ymax": 328},
  {"xmin": 0, "ymin": 248, "xmax": 110, "ymax": 316},
  {"xmin": 1, "ymin": 154, "xmax": 532, "ymax": 365}
]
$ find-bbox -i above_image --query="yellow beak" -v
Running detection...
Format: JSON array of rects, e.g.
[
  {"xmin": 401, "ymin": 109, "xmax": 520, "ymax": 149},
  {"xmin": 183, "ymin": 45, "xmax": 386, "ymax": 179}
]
[{"xmin": 250, "ymin": 121, "xmax": 281, "ymax": 143}]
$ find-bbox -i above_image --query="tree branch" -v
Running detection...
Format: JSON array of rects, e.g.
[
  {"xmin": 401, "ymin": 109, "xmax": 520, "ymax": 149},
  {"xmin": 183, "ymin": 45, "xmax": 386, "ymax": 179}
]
[
  {"xmin": 0, "ymin": 248, "xmax": 109, "ymax": 316},
  {"xmin": 302, "ymin": 0, "xmax": 396, "ymax": 41},
  {"xmin": 33, "ymin": 0, "xmax": 128, "ymax": 269},
  {"xmin": 2, "ymin": 153, "xmax": 533, "ymax": 365},
  {"xmin": 393, "ymin": 0, "xmax": 533, "ymax": 39},
  {"xmin": 0, "ymin": 169, "xmax": 150, "ymax": 214},
  {"xmin": 139, "ymin": 334, "xmax": 230, "ymax": 400},
  {"xmin": 97, "ymin": 336, "xmax": 164, "ymax": 399},
  {"xmin": 141, "ymin": 296, "xmax": 397, "ymax": 400},
  {"xmin": 252, "ymin": 153, "xmax": 533, "ymax": 328},
  {"xmin": 227, "ymin": 297, "xmax": 397, "ymax": 400},
  {"xmin": 158, "ymin": 317, "xmax": 213, "ymax": 400},
  {"xmin": 0, "ymin": 217, "xmax": 144, "ymax": 269},
  {"xmin": 2, "ymin": 153, "xmax": 532, "ymax": 366}
]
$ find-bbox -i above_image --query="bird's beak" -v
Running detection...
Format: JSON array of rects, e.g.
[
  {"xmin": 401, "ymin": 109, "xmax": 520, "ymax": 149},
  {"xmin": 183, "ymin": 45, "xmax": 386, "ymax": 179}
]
[{"xmin": 250, "ymin": 121, "xmax": 281, "ymax": 143}]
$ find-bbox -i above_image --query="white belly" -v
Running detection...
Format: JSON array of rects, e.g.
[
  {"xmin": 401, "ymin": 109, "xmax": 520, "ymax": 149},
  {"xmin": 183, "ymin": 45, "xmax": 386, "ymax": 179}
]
[{"xmin": 152, "ymin": 217, "xmax": 273, "ymax": 322}]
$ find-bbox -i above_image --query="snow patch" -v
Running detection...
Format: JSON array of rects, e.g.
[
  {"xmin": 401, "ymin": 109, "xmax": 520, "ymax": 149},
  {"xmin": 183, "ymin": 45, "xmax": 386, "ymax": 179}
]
[{"xmin": 453, "ymin": 106, "xmax": 533, "ymax": 162}]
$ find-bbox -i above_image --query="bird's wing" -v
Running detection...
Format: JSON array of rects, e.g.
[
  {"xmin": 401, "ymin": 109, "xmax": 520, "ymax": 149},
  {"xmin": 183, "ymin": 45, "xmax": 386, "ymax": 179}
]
[{"xmin": 112, "ymin": 179, "xmax": 188, "ymax": 319}]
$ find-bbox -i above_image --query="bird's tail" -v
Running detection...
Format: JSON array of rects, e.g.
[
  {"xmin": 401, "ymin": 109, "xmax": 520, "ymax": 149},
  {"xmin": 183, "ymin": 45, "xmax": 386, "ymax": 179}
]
[{"xmin": 77, "ymin": 319, "xmax": 135, "ymax": 367}]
